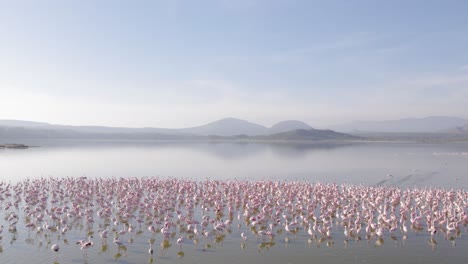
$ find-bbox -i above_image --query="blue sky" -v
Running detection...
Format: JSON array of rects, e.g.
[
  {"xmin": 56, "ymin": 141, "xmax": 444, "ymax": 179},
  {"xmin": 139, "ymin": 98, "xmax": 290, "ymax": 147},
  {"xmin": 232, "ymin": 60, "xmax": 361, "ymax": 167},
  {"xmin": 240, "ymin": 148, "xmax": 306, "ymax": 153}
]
[{"xmin": 1, "ymin": 0, "xmax": 467, "ymax": 128}]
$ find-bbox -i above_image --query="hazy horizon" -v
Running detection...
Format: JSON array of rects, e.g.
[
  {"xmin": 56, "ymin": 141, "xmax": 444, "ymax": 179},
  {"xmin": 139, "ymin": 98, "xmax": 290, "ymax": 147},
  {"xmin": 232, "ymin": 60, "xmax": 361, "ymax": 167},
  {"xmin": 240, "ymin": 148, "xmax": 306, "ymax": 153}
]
[
  {"xmin": 1, "ymin": 115, "xmax": 468, "ymax": 130},
  {"xmin": 1, "ymin": 1, "xmax": 467, "ymax": 128}
]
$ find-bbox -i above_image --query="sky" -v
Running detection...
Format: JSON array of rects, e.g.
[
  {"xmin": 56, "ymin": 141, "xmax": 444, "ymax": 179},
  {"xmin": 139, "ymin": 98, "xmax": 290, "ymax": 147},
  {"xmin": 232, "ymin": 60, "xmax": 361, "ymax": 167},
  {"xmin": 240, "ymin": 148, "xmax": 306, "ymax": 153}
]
[{"xmin": 1, "ymin": 0, "xmax": 467, "ymax": 128}]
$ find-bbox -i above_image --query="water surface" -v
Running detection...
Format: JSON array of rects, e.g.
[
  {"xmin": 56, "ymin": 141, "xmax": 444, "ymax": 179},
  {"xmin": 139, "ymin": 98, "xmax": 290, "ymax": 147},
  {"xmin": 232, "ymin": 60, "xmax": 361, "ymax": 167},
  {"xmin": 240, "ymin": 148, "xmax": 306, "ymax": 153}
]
[
  {"xmin": 0, "ymin": 140, "xmax": 467, "ymax": 264},
  {"xmin": 1, "ymin": 140, "xmax": 467, "ymax": 188}
]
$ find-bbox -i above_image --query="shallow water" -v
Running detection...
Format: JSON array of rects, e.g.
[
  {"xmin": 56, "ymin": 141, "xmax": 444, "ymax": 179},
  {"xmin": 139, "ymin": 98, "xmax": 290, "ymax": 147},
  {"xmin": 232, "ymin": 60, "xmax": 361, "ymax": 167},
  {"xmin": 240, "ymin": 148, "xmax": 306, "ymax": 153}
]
[
  {"xmin": 0, "ymin": 140, "xmax": 467, "ymax": 263},
  {"xmin": 1, "ymin": 177, "xmax": 467, "ymax": 264}
]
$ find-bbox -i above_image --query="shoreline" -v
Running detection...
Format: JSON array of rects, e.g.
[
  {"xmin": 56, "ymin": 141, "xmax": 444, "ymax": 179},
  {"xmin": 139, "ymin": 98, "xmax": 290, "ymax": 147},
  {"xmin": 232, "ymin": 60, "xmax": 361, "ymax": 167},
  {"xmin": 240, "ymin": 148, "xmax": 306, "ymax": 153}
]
[
  {"xmin": 0, "ymin": 143, "xmax": 30, "ymax": 149},
  {"xmin": 2, "ymin": 137, "xmax": 468, "ymax": 148}
]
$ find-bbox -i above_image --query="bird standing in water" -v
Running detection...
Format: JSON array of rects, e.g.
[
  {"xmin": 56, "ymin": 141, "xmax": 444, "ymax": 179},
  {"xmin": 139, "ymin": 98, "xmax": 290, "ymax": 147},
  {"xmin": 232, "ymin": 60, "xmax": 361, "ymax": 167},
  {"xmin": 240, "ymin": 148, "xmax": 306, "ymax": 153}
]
[{"xmin": 51, "ymin": 244, "xmax": 59, "ymax": 252}]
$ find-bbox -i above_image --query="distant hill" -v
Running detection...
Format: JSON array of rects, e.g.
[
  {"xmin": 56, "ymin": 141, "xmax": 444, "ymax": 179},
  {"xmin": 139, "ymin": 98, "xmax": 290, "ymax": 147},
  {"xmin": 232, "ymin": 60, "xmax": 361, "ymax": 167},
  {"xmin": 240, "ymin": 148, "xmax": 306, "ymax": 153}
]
[
  {"xmin": 0, "ymin": 119, "xmax": 51, "ymax": 128},
  {"xmin": 262, "ymin": 129, "xmax": 358, "ymax": 141},
  {"xmin": 444, "ymin": 123, "xmax": 468, "ymax": 134},
  {"xmin": 0, "ymin": 126, "xmax": 198, "ymax": 140},
  {"xmin": 0, "ymin": 120, "xmax": 185, "ymax": 135},
  {"xmin": 181, "ymin": 118, "xmax": 318, "ymax": 136},
  {"xmin": 5, "ymin": 116, "xmax": 467, "ymax": 141},
  {"xmin": 0, "ymin": 117, "xmax": 359, "ymax": 141},
  {"xmin": 330, "ymin": 116, "xmax": 468, "ymax": 133},
  {"xmin": 268, "ymin": 120, "xmax": 312, "ymax": 134},
  {"xmin": 1, "ymin": 117, "xmax": 317, "ymax": 137},
  {"xmin": 180, "ymin": 117, "xmax": 268, "ymax": 136}
]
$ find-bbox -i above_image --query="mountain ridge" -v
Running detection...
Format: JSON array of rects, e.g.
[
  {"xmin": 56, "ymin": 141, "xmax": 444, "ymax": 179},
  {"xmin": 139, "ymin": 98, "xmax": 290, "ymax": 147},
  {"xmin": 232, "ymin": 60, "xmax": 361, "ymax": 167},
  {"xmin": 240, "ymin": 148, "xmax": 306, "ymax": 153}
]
[
  {"xmin": 180, "ymin": 117, "xmax": 268, "ymax": 136},
  {"xmin": 2, "ymin": 116, "xmax": 467, "ymax": 139},
  {"xmin": 0, "ymin": 117, "xmax": 358, "ymax": 141},
  {"xmin": 268, "ymin": 120, "xmax": 312, "ymax": 134},
  {"xmin": 0, "ymin": 117, "xmax": 319, "ymax": 137}
]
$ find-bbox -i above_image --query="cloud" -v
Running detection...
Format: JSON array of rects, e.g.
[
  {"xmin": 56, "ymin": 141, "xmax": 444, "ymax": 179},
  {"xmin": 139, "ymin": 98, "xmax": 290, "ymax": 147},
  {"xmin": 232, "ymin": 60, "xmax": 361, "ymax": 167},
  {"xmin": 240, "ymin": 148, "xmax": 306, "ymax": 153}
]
[{"xmin": 268, "ymin": 32, "xmax": 383, "ymax": 63}]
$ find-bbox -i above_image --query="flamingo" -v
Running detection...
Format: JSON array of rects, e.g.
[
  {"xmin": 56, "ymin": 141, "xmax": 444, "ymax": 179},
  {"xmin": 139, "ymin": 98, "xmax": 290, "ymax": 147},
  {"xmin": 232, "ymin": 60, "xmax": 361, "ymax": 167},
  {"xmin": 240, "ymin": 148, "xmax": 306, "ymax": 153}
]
[
  {"xmin": 241, "ymin": 232, "xmax": 247, "ymax": 241},
  {"xmin": 113, "ymin": 237, "xmax": 123, "ymax": 248},
  {"xmin": 99, "ymin": 228, "xmax": 109, "ymax": 239},
  {"xmin": 307, "ymin": 225, "xmax": 314, "ymax": 238},
  {"xmin": 148, "ymin": 242, "xmax": 153, "ymax": 255},
  {"xmin": 77, "ymin": 235, "xmax": 93, "ymax": 258},
  {"xmin": 177, "ymin": 236, "xmax": 184, "ymax": 247},
  {"xmin": 0, "ymin": 176, "xmax": 465, "ymax": 259},
  {"xmin": 428, "ymin": 219, "xmax": 437, "ymax": 238},
  {"xmin": 51, "ymin": 244, "xmax": 60, "ymax": 252},
  {"xmin": 80, "ymin": 236, "xmax": 93, "ymax": 250}
]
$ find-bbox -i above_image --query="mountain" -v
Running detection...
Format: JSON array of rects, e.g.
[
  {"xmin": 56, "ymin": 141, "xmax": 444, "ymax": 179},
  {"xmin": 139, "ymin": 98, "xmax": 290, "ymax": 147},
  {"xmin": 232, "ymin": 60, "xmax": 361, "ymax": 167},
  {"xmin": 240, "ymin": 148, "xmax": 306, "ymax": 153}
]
[
  {"xmin": 3, "ymin": 116, "xmax": 468, "ymax": 139},
  {"xmin": 55, "ymin": 125, "xmax": 179, "ymax": 135},
  {"xmin": 268, "ymin": 120, "xmax": 312, "ymax": 134},
  {"xmin": 330, "ymin": 116, "xmax": 468, "ymax": 133},
  {"xmin": 0, "ymin": 119, "xmax": 51, "ymax": 128},
  {"xmin": 184, "ymin": 118, "xmax": 316, "ymax": 136},
  {"xmin": 0, "ymin": 119, "xmax": 182, "ymax": 135},
  {"xmin": 0, "ymin": 126, "xmax": 198, "ymax": 140},
  {"xmin": 262, "ymin": 129, "xmax": 358, "ymax": 141},
  {"xmin": 180, "ymin": 117, "xmax": 268, "ymax": 136},
  {"xmin": 0, "ymin": 117, "xmax": 359, "ymax": 141}
]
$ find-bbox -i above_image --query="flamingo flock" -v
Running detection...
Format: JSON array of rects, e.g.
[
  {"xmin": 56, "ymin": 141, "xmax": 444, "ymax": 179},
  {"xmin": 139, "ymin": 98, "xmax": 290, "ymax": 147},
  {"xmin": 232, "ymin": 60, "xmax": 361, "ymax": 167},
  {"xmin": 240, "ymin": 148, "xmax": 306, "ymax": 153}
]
[{"xmin": 0, "ymin": 177, "xmax": 466, "ymax": 261}]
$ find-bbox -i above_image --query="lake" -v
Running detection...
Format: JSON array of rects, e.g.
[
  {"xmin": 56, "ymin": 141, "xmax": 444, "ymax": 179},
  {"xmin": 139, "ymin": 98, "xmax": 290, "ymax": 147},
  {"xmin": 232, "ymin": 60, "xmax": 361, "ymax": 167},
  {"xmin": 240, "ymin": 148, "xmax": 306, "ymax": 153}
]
[
  {"xmin": 1, "ymin": 140, "xmax": 468, "ymax": 188},
  {"xmin": 0, "ymin": 140, "xmax": 467, "ymax": 264}
]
